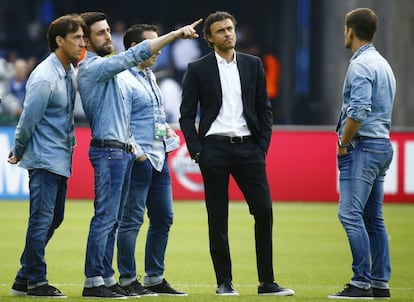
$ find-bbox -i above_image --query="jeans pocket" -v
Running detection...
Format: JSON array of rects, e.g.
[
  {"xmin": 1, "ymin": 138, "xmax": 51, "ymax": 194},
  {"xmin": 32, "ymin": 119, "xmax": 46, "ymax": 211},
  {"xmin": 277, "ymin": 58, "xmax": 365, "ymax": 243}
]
[
  {"xmin": 108, "ymin": 148, "xmax": 125, "ymax": 159},
  {"xmin": 89, "ymin": 154, "xmax": 102, "ymax": 176},
  {"xmin": 337, "ymin": 151, "xmax": 352, "ymax": 173},
  {"xmin": 362, "ymin": 147, "xmax": 391, "ymax": 173}
]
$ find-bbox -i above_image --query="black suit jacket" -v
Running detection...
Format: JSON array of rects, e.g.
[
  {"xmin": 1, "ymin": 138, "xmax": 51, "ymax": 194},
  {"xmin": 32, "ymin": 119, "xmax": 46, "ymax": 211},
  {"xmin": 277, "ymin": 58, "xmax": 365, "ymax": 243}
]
[{"xmin": 179, "ymin": 51, "xmax": 273, "ymax": 158}]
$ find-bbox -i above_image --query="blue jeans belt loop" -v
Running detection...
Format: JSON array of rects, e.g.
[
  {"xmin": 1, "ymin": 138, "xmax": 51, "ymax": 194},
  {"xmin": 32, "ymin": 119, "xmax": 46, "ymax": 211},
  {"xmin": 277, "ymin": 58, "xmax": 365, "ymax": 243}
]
[
  {"xmin": 90, "ymin": 139, "xmax": 132, "ymax": 152},
  {"xmin": 206, "ymin": 135, "xmax": 253, "ymax": 144}
]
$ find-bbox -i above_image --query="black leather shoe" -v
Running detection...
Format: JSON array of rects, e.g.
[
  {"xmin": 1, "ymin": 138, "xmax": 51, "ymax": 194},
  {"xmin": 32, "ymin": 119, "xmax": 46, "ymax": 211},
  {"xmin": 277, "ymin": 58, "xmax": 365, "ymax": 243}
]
[
  {"xmin": 328, "ymin": 284, "xmax": 373, "ymax": 299},
  {"xmin": 27, "ymin": 284, "xmax": 67, "ymax": 298},
  {"xmin": 107, "ymin": 284, "xmax": 129, "ymax": 296},
  {"xmin": 145, "ymin": 278, "xmax": 187, "ymax": 296},
  {"xmin": 373, "ymin": 287, "xmax": 390, "ymax": 299},
  {"xmin": 258, "ymin": 282, "xmax": 295, "ymax": 296},
  {"xmin": 82, "ymin": 285, "xmax": 127, "ymax": 299},
  {"xmin": 11, "ymin": 281, "xmax": 27, "ymax": 296},
  {"xmin": 121, "ymin": 279, "xmax": 158, "ymax": 297},
  {"xmin": 216, "ymin": 283, "xmax": 239, "ymax": 296}
]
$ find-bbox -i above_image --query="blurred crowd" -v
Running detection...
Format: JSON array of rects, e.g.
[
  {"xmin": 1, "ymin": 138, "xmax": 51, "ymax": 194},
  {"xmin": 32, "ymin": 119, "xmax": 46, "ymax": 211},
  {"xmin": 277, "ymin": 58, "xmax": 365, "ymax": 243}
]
[
  {"xmin": 1, "ymin": 19, "xmax": 281, "ymax": 126},
  {"xmin": 0, "ymin": 56, "xmax": 33, "ymax": 124}
]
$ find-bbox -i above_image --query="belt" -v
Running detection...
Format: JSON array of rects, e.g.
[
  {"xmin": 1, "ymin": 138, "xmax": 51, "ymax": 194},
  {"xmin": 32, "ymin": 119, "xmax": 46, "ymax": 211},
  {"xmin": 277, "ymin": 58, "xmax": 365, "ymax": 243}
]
[
  {"xmin": 352, "ymin": 136, "xmax": 389, "ymax": 142},
  {"xmin": 353, "ymin": 136, "xmax": 373, "ymax": 141},
  {"xmin": 90, "ymin": 139, "xmax": 133, "ymax": 152},
  {"xmin": 206, "ymin": 135, "xmax": 253, "ymax": 144}
]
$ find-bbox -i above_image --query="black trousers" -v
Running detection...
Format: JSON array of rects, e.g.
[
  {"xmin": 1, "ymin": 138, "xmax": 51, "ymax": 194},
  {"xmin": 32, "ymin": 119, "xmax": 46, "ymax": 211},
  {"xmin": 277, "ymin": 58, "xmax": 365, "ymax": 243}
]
[{"xmin": 199, "ymin": 137, "xmax": 274, "ymax": 285}]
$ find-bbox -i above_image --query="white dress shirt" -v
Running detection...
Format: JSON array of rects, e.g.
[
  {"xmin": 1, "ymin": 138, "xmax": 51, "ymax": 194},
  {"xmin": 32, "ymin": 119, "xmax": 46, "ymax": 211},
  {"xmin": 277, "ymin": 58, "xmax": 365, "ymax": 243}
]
[{"xmin": 206, "ymin": 52, "xmax": 251, "ymax": 137}]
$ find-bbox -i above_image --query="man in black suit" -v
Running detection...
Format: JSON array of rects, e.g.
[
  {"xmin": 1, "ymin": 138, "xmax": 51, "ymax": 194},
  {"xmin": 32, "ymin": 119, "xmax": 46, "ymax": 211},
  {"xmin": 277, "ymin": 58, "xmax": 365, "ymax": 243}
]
[{"xmin": 179, "ymin": 11, "xmax": 294, "ymax": 297}]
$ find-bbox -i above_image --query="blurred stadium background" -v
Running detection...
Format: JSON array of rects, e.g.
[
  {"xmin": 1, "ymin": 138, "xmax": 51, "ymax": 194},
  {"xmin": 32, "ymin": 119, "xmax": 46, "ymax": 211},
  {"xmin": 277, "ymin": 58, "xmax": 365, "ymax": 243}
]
[
  {"xmin": 1, "ymin": 0, "xmax": 413, "ymax": 203},
  {"xmin": 1, "ymin": 0, "xmax": 413, "ymax": 126}
]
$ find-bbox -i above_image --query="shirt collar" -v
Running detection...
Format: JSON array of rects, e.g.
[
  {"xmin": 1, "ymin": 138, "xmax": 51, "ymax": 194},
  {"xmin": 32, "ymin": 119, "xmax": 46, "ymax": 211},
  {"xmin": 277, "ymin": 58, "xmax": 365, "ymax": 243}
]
[
  {"xmin": 50, "ymin": 52, "xmax": 71, "ymax": 78},
  {"xmin": 351, "ymin": 43, "xmax": 374, "ymax": 61},
  {"xmin": 129, "ymin": 66, "xmax": 150, "ymax": 78},
  {"xmin": 214, "ymin": 51, "xmax": 237, "ymax": 65}
]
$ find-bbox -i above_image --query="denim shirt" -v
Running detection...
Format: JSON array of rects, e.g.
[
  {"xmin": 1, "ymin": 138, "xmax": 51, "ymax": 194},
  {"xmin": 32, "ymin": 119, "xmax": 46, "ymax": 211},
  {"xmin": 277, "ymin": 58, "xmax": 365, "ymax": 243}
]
[
  {"xmin": 77, "ymin": 40, "xmax": 152, "ymax": 144},
  {"xmin": 338, "ymin": 44, "xmax": 396, "ymax": 138},
  {"xmin": 117, "ymin": 67, "xmax": 168, "ymax": 171},
  {"xmin": 12, "ymin": 53, "xmax": 76, "ymax": 177}
]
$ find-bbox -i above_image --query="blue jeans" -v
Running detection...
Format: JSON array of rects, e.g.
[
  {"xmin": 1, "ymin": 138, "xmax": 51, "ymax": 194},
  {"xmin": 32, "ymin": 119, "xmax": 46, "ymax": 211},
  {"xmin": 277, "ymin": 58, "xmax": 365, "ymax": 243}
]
[
  {"xmin": 117, "ymin": 158, "xmax": 173, "ymax": 286},
  {"xmin": 84, "ymin": 146, "xmax": 134, "ymax": 287},
  {"xmin": 15, "ymin": 169, "xmax": 67, "ymax": 289},
  {"xmin": 337, "ymin": 137, "xmax": 393, "ymax": 289}
]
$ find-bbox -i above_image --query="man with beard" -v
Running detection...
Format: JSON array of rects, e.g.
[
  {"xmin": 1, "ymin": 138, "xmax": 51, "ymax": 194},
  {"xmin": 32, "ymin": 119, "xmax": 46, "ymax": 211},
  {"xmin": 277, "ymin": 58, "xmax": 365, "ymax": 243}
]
[{"xmin": 78, "ymin": 12, "xmax": 201, "ymax": 298}]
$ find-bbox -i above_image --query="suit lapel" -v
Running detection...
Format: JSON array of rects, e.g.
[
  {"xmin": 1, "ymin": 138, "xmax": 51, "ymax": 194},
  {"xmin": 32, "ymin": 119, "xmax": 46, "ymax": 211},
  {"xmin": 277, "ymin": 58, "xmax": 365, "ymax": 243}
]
[
  {"xmin": 206, "ymin": 53, "xmax": 222, "ymax": 104},
  {"xmin": 236, "ymin": 53, "xmax": 248, "ymax": 105}
]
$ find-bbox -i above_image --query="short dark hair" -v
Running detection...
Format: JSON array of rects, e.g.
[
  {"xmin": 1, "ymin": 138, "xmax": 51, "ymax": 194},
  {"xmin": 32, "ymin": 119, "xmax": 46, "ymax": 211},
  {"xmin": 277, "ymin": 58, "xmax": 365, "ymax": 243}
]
[
  {"xmin": 203, "ymin": 11, "xmax": 237, "ymax": 48},
  {"xmin": 345, "ymin": 8, "xmax": 377, "ymax": 41},
  {"xmin": 123, "ymin": 24, "xmax": 158, "ymax": 50},
  {"xmin": 47, "ymin": 14, "xmax": 86, "ymax": 52},
  {"xmin": 80, "ymin": 12, "xmax": 107, "ymax": 38}
]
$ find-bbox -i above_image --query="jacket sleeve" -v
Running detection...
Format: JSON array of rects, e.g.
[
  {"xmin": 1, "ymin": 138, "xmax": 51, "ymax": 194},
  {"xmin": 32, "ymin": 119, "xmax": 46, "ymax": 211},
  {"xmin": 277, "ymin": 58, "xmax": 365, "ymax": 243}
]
[
  {"xmin": 179, "ymin": 63, "xmax": 202, "ymax": 158},
  {"xmin": 250, "ymin": 57, "xmax": 273, "ymax": 152}
]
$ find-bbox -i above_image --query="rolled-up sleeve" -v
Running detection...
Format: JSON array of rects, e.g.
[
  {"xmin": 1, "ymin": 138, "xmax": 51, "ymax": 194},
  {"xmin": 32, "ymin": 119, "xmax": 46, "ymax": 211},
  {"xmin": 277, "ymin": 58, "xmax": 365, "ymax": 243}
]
[{"xmin": 345, "ymin": 61, "xmax": 373, "ymax": 123}]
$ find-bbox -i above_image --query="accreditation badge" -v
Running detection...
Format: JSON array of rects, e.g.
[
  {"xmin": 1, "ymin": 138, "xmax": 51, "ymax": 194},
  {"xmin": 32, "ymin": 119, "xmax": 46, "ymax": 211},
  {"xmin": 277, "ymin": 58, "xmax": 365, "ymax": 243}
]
[{"xmin": 155, "ymin": 122, "xmax": 167, "ymax": 140}]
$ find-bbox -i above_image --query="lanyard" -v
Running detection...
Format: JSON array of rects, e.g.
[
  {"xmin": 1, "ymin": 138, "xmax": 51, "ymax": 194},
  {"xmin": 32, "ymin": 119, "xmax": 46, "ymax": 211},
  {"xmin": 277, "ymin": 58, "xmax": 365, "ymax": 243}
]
[
  {"xmin": 128, "ymin": 67, "xmax": 167, "ymax": 140},
  {"xmin": 351, "ymin": 44, "xmax": 373, "ymax": 61},
  {"xmin": 128, "ymin": 67, "xmax": 162, "ymax": 107},
  {"xmin": 65, "ymin": 67, "xmax": 76, "ymax": 147}
]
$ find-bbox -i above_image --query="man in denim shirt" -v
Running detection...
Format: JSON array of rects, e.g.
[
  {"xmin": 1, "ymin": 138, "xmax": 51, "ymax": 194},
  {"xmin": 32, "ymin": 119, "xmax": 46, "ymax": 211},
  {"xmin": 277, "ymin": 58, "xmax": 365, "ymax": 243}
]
[
  {"xmin": 8, "ymin": 14, "xmax": 86, "ymax": 298},
  {"xmin": 116, "ymin": 24, "xmax": 184, "ymax": 297},
  {"xmin": 78, "ymin": 12, "xmax": 201, "ymax": 298},
  {"xmin": 329, "ymin": 8, "xmax": 396, "ymax": 300}
]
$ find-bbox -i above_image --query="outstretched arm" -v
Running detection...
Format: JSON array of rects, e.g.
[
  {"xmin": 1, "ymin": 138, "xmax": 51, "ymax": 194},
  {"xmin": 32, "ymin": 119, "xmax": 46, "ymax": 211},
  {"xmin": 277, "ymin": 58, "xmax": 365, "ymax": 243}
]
[{"xmin": 149, "ymin": 19, "xmax": 203, "ymax": 54}]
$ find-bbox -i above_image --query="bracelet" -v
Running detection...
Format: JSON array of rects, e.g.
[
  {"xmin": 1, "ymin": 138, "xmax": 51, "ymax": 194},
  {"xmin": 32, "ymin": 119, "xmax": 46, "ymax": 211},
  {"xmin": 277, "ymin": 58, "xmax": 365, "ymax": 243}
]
[{"xmin": 337, "ymin": 139, "xmax": 349, "ymax": 148}]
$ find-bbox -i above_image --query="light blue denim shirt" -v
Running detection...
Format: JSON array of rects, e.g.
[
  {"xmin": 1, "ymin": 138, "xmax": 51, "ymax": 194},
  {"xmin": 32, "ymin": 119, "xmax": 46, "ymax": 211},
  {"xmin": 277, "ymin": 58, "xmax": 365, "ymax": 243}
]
[
  {"xmin": 77, "ymin": 40, "xmax": 152, "ymax": 144},
  {"xmin": 117, "ymin": 67, "xmax": 168, "ymax": 171},
  {"xmin": 12, "ymin": 53, "xmax": 76, "ymax": 177},
  {"xmin": 338, "ymin": 44, "xmax": 396, "ymax": 138}
]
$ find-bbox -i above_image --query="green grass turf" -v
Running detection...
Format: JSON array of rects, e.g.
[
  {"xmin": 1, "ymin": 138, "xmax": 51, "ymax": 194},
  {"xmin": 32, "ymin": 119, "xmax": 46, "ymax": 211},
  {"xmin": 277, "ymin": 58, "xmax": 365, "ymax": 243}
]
[{"xmin": 0, "ymin": 201, "xmax": 413, "ymax": 301}]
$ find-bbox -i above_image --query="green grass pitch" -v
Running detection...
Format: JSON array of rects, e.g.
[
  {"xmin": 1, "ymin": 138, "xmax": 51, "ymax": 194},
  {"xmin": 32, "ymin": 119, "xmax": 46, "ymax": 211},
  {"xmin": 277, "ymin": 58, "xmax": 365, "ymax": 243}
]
[{"xmin": 0, "ymin": 201, "xmax": 413, "ymax": 301}]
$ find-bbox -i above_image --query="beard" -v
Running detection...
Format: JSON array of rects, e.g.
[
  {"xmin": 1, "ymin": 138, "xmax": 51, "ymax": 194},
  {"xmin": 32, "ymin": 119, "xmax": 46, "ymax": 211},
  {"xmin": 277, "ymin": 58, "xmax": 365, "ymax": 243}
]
[{"xmin": 93, "ymin": 43, "xmax": 113, "ymax": 57}]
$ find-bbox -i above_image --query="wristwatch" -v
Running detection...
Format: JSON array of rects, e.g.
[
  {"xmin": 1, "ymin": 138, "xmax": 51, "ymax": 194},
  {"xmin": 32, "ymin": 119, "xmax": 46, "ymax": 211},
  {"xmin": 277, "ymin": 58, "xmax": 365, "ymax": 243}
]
[
  {"xmin": 194, "ymin": 152, "xmax": 200, "ymax": 163},
  {"xmin": 337, "ymin": 139, "xmax": 349, "ymax": 148}
]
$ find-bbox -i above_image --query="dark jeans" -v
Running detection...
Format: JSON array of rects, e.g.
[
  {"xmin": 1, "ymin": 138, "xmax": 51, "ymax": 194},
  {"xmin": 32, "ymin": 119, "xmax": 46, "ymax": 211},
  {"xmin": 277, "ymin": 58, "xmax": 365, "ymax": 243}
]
[
  {"xmin": 16, "ymin": 169, "xmax": 67, "ymax": 289},
  {"xmin": 84, "ymin": 146, "xmax": 135, "ymax": 287},
  {"xmin": 199, "ymin": 138, "xmax": 274, "ymax": 285},
  {"xmin": 117, "ymin": 158, "xmax": 173, "ymax": 286}
]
